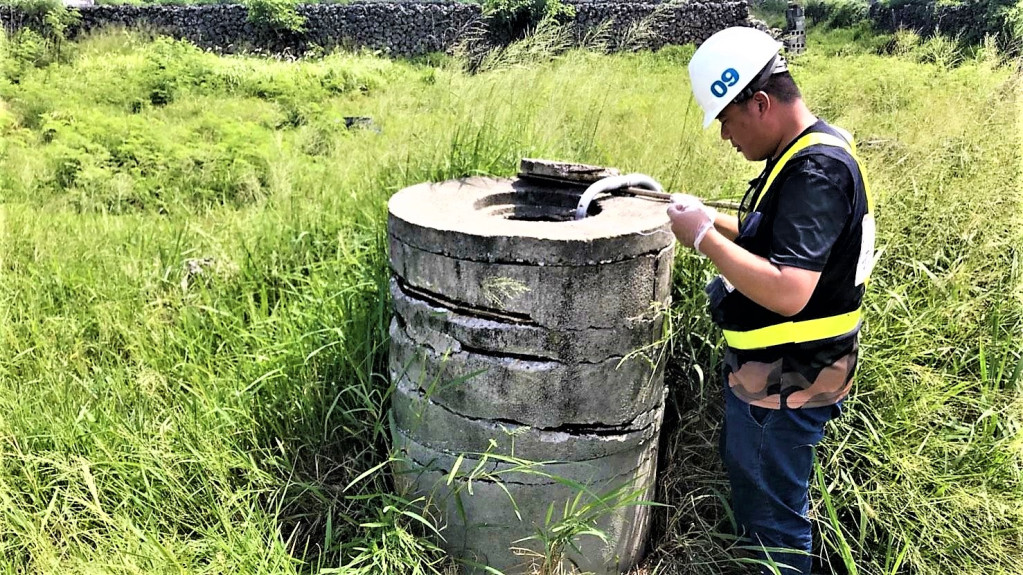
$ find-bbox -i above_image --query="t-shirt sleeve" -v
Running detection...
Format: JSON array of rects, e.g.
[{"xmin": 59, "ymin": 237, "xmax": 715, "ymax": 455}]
[{"xmin": 768, "ymin": 156, "xmax": 852, "ymax": 272}]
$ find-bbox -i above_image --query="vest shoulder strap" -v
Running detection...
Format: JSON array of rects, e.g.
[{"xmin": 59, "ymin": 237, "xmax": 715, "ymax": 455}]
[{"xmin": 752, "ymin": 130, "xmax": 874, "ymax": 214}]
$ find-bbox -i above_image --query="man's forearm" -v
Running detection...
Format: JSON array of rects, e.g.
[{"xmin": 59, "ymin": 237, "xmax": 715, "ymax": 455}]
[
  {"xmin": 698, "ymin": 230, "xmax": 820, "ymax": 317},
  {"xmin": 713, "ymin": 212, "xmax": 739, "ymax": 241}
]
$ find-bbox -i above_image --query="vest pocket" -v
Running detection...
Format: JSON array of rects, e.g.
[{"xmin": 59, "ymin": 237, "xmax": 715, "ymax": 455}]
[
  {"xmin": 705, "ymin": 275, "xmax": 733, "ymax": 326},
  {"xmin": 737, "ymin": 210, "xmax": 763, "ymax": 241}
]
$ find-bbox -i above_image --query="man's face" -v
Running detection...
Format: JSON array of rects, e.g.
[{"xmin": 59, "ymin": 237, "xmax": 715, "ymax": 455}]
[{"xmin": 717, "ymin": 97, "xmax": 770, "ymax": 162}]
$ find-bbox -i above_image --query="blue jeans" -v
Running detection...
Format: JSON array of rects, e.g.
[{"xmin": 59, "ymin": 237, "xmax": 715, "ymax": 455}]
[{"xmin": 720, "ymin": 383, "xmax": 842, "ymax": 575}]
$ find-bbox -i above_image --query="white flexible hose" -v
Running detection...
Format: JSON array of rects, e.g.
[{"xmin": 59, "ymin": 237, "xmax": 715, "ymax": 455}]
[{"xmin": 574, "ymin": 174, "xmax": 664, "ymax": 220}]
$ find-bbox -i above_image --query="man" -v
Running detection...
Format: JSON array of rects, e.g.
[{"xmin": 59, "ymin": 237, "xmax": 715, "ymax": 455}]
[{"xmin": 666, "ymin": 27, "xmax": 876, "ymax": 575}]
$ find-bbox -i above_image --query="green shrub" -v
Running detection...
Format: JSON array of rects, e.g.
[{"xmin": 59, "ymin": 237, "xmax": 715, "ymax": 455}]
[
  {"xmin": 751, "ymin": 0, "xmax": 790, "ymax": 29},
  {"xmin": 805, "ymin": 0, "xmax": 832, "ymax": 25},
  {"xmin": 9, "ymin": 0, "xmax": 80, "ymax": 38},
  {"xmin": 481, "ymin": 0, "xmax": 575, "ymax": 41},
  {"xmin": 137, "ymin": 38, "xmax": 217, "ymax": 106},
  {"xmin": 31, "ymin": 104, "xmax": 274, "ymax": 213},
  {"xmin": 829, "ymin": 0, "xmax": 870, "ymax": 26},
  {"xmin": 889, "ymin": 27, "xmax": 923, "ymax": 54},
  {"xmin": 1, "ymin": 0, "xmax": 80, "ymax": 82},
  {"xmin": 3, "ymin": 29, "xmax": 51, "ymax": 83},
  {"xmin": 245, "ymin": 0, "xmax": 306, "ymax": 34},
  {"xmin": 9, "ymin": 0, "xmax": 64, "ymax": 19},
  {"xmin": 915, "ymin": 32, "xmax": 966, "ymax": 67},
  {"xmin": 994, "ymin": 0, "xmax": 1023, "ymax": 54},
  {"xmin": 806, "ymin": 0, "xmax": 871, "ymax": 28},
  {"xmin": 876, "ymin": 0, "xmax": 1023, "ymax": 56}
]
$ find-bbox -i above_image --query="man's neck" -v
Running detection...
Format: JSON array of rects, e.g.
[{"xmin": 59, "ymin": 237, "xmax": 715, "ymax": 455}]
[{"xmin": 770, "ymin": 102, "xmax": 818, "ymax": 160}]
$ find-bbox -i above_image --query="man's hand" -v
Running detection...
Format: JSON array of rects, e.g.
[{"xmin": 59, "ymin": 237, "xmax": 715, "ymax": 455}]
[
  {"xmin": 670, "ymin": 194, "xmax": 718, "ymax": 219},
  {"xmin": 670, "ymin": 193, "xmax": 701, "ymax": 209},
  {"xmin": 668, "ymin": 201, "xmax": 715, "ymax": 253}
]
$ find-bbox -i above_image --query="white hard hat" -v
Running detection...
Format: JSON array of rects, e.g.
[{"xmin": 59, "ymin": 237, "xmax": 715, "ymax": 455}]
[{"xmin": 688, "ymin": 27, "xmax": 786, "ymax": 128}]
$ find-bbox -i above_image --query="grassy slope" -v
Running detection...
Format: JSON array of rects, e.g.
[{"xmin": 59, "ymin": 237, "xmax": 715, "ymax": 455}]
[{"xmin": 0, "ymin": 25, "xmax": 1020, "ymax": 575}]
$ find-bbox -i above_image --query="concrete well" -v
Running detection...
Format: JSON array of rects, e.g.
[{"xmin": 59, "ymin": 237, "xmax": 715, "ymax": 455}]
[{"xmin": 387, "ymin": 176, "xmax": 675, "ymax": 574}]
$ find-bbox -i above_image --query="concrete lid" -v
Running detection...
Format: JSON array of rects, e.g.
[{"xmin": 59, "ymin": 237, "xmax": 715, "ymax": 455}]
[{"xmin": 387, "ymin": 177, "xmax": 674, "ymax": 265}]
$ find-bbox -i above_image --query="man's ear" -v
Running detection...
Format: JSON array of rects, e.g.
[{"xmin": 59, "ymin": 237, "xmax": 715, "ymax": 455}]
[{"xmin": 753, "ymin": 91, "xmax": 770, "ymax": 116}]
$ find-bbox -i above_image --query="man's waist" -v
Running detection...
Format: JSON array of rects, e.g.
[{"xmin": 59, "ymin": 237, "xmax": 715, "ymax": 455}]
[{"xmin": 721, "ymin": 308, "xmax": 862, "ymax": 351}]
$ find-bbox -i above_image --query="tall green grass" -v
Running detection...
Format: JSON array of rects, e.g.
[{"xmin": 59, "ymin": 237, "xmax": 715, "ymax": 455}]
[{"xmin": 0, "ymin": 23, "xmax": 1020, "ymax": 575}]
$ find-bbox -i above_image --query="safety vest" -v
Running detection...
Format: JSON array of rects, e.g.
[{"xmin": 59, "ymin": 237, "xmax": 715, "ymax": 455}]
[{"xmin": 722, "ymin": 130, "xmax": 875, "ymax": 351}]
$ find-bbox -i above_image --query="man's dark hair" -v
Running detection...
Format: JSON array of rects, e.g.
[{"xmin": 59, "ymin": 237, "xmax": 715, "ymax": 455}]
[
  {"xmin": 761, "ymin": 71, "xmax": 802, "ymax": 103},
  {"xmin": 732, "ymin": 61, "xmax": 802, "ymax": 106}
]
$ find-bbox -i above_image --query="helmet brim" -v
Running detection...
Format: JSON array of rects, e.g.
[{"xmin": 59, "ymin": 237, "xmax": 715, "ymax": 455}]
[{"xmin": 702, "ymin": 110, "xmax": 717, "ymax": 129}]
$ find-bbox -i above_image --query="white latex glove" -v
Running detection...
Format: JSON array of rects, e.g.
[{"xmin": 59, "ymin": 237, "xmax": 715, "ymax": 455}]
[
  {"xmin": 667, "ymin": 202, "xmax": 715, "ymax": 255},
  {"xmin": 670, "ymin": 193, "xmax": 718, "ymax": 221}
]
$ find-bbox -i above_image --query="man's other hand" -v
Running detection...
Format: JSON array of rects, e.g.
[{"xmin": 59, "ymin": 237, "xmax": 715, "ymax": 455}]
[{"xmin": 668, "ymin": 203, "xmax": 715, "ymax": 253}]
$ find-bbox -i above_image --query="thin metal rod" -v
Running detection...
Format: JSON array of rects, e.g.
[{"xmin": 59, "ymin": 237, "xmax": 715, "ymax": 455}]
[
  {"xmin": 518, "ymin": 172, "xmax": 740, "ymax": 211},
  {"xmin": 614, "ymin": 186, "xmax": 740, "ymax": 211}
]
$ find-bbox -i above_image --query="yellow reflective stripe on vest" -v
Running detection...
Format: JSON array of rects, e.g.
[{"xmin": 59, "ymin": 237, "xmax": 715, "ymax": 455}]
[
  {"xmin": 722, "ymin": 309, "xmax": 862, "ymax": 350},
  {"xmin": 753, "ymin": 131, "xmax": 874, "ymax": 214}
]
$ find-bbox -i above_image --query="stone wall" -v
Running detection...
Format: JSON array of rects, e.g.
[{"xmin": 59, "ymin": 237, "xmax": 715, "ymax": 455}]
[
  {"xmin": 0, "ymin": 1, "xmax": 751, "ymax": 56},
  {"xmin": 869, "ymin": 0, "xmax": 997, "ymax": 45},
  {"xmin": 571, "ymin": 1, "xmax": 751, "ymax": 49}
]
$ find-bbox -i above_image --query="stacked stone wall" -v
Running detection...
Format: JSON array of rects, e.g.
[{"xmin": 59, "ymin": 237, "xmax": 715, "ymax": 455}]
[
  {"xmin": 0, "ymin": 0, "xmax": 751, "ymax": 56},
  {"xmin": 869, "ymin": 1, "xmax": 997, "ymax": 45}
]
